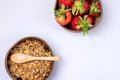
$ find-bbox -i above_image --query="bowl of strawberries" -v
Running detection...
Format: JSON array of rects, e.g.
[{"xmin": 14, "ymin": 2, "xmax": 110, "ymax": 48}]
[{"xmin": 54, "ymin": 0, "xmax": 103, "ymax": 35}]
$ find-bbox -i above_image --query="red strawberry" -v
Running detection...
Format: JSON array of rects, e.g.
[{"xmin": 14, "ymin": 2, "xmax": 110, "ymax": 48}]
[
  {"xmin": 70, "ymin": 16, "xmax": 82, "ymax": 30},
  {"xmin": 71, "ymin": 0, "xmax": 89, "ymax": 16},
  {"xmin": 89, "ymin": 2, "xmax": 102, "ymax": 17},
  {"xmin": 87, "ymin": 16, "xmax": 93, "ymax": 24},
  {"xmin": 58, "ymin": 0, "xmax": 73, "ymax": 8},
  {"xmin": 70, "ymin": 15, "xmax": 93, "ymax": 34},
  {"xmin": 55, "ymin": 4, "xmax": 72, "ymax": 25},
  {"xmin": 56, "ymin": 11, "xmax": 72, "ymax": 25}
]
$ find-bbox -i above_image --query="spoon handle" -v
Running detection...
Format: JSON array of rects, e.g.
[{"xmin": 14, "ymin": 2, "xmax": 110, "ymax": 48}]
[{"xmin": 31, "ymin": 56, "xmax": 61, "ymax": 61}]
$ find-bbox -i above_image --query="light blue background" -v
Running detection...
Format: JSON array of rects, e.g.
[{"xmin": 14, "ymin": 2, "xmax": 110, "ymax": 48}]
[{"xmin": 0, "ymin": 0, "xmax": 120, "ymax": 80}]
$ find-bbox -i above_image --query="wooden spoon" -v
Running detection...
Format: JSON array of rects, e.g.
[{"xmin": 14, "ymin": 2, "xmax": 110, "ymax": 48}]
[{"xmin": 11, "ymin": 53, "xmax": 61, "ymax": 63}]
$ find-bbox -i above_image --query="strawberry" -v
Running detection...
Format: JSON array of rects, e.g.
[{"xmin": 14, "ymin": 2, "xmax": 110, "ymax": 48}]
[
  {"xmin": 70, "ymin": 16, "xmax": 82, "ymax": 30},
  {"xmin": 89, "ymin": 2, "xmax": 102, "ymax": 17},
  {"xmin": 55, "ymin": 4, "xmax": 72, "ymax": 25},
  {"xmin": 71, "ymin": 0, "xmax": 89, "ymax": 16},
  {"xmin": 58, "ymin": 0, "xmax": 73, "ymax": 8},
  {"xmin": 70, "ymin": 15, "xmax": 93, "ymax": 34},
  {"xmin": 86, "ymin": 15, "xmax": 93, "ymax": 24}
]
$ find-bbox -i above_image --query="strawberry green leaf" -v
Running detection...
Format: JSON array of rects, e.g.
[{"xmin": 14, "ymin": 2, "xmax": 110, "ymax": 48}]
[
  {"xmin": 81, "ymin": 0, "xmax": 84, "ymax": 6},
  {"xmin": 55, "ymin": 10, "xmax": 61, "ymax": 17},
  {"xmin": 82, "ymin": 27, "xmax": 88, "ymax": 35},
  {"xmin": 84, "ymin": 15, "xmax": 88, "ymax": 20},
  {"xmin": 55, "ymin": 4, "xmax": 71, "ymax": 18},
  {"xmin": 72, "ymin": 0, "xmax": 85, "ymax": 15},
  {"xmin": 89, "ymin": 2, "xmax": 102, "ymax": 14},
  {"xmin": 95, "ymin": 2, "xmax": 99, "ymax": 6},
  {"xmin": 72, "ymin": 6, "xmax": 77, "ymax": 15},
  {"xmin": 62, "ymin": 15, "xmax": 66, "ymax": 20},
  {"xmin": 76, "ymin": 25, "xmax": 81, "ymax": 29},
  {"xmin": 65, "ymin": 9, "xmax": 71, "ymax": 12},
  {"xmin": 75, "ymin": 10, "xmax": 79, "ymax": 15},
  {"xmin": 88, "ymin": 24, "xmax": 93, "ymax": 27},
  {"xmin": 79, "ymin": 16, "xmax": 82, "ymax": 20},
  {"xmin": 61, "ymin": 4, "xmax": 65, "ymax": 10}
]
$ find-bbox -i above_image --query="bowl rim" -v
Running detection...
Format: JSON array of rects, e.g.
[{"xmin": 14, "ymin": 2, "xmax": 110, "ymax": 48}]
[
  {"xmin": 5, "ymin": 36, "xmax": 55, "ymax": 80},
  {"xmin": 54, "ymin": 0, "xmax": 103, "ymax": 33}
]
